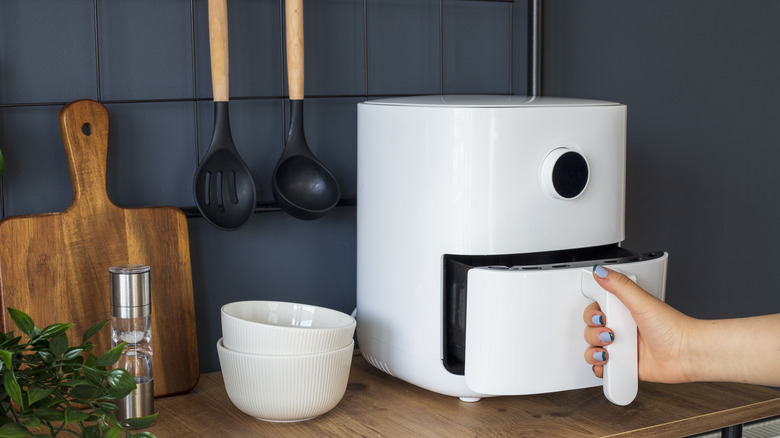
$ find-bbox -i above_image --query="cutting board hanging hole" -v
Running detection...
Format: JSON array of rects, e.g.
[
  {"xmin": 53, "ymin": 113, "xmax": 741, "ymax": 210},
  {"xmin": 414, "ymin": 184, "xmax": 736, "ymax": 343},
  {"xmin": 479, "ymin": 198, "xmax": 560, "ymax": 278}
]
[{"xmin": 82, "ymin": 123, "xmax": 92, "ymax": 136}]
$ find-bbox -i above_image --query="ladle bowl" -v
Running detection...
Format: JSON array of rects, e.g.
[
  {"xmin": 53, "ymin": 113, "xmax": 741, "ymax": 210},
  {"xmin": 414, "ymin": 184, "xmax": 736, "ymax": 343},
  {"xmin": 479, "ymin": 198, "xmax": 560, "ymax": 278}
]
[{"xmin": 272, "ymin": 154, "xmax": 340, "ymax": 220}]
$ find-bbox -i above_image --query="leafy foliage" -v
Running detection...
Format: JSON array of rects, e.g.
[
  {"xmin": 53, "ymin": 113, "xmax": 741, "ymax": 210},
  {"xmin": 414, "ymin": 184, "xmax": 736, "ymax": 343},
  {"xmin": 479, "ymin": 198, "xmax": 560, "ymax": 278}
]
[{"xmin": 0, "ymin": 309, "xmax": 157, "ymax": 437}]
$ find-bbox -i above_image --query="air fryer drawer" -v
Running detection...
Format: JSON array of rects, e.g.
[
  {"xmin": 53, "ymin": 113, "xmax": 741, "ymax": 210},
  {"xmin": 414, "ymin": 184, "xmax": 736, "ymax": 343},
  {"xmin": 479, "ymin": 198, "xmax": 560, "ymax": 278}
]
[{"xmin": 442, "ymin": 245, "xmax": 667, "ymax": 377}]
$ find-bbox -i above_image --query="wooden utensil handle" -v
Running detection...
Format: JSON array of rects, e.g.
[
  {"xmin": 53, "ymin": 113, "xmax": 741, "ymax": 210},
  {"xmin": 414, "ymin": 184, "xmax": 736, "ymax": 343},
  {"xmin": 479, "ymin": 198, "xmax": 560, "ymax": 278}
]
[
  {"xmin": 209, "ymin": 0, "xmax": 229, "ymax": 102},
  {"xmin": 285, "ymin": 0, "xmax": 304, "ymax": 101},
  {"xmin": 59, "ymin": 100, "xmax": 112, "ymax": 210}
]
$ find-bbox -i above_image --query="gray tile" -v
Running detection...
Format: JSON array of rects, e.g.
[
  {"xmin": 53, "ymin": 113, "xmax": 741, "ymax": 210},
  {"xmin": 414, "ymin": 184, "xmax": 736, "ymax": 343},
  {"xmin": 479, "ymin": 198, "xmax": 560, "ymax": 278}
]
[
  {"xmin": 0, "ymin": 0, "xmax": 97, "ymax": 104},
  {"xmin": 303, "ymin": 0, "xmax": 365, "ymax": 96},
  {"xmin": 194, "ymin": 0, "xmax": 283, "ymax": 99},
  {"xmin": 188, "ymin": 205, "xmax": 357, "ymax": 372},
  {"xmin": 196, "ymin": 99, "xmax": 284, "ymax": 203},
  {"xmin": 442, "ymin": 0, "xmax": 512, "ymax": 94},
  {"xmin": 0, "ymin": 105, "xmax": 73, "ymax": 216},
  {"xmin": 98, "ymin": 0, "xmax": 194, "ymax": 101},
  {"xmin": 366, "ymin": 0, "xmax": 440, "ymax": 95},
  {"xmin": 104, "ymin": 102, "xmax": 196, "ymax": 208}
]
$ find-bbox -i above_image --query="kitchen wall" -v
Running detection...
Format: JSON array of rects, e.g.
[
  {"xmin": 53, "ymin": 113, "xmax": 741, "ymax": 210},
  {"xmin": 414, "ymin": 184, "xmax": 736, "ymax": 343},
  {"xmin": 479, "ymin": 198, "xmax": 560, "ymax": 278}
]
[
  {"xmin": 0, "ymin": 0, "xmax": 525, "ymax": 372},
  {"xmin": 2, "ymin": 1, "xmax": 778, "ymax": 374},
  {"xmin": 543, "ymin": 1, "xmax": 780, "ymax": 321}
]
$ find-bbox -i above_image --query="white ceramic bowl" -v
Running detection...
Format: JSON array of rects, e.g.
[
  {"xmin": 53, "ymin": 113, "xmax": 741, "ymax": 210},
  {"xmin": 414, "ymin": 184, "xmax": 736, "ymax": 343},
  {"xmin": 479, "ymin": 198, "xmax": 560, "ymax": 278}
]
[
  {"xmin": 221, "ymin": 301, "xmax": 356, "ymax": 355},
  {"xmin": 217, "ymin": 338, "xmax": 353, "ymax": 422}
]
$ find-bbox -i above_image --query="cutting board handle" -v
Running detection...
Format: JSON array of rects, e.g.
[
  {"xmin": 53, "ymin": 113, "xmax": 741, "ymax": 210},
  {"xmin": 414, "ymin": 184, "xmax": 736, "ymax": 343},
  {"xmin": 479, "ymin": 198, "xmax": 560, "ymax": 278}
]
[{"xmin": 59, "ymin": 100, "xmax": 113, "ymax": 212}]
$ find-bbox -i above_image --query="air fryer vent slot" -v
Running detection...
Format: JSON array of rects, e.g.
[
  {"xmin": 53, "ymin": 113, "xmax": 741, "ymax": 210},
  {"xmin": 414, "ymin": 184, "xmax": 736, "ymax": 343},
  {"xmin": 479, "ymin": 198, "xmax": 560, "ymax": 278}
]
[{"xmin": 363, "ymin": 352, "xmax": 394, "ymax": 376}]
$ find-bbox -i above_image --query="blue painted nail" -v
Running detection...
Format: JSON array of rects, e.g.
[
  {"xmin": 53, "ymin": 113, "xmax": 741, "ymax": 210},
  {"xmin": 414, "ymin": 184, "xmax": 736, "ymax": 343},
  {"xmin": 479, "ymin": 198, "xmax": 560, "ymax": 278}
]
[
  {"xmin": 593, "ymin": 264, "xmax": 609, "ymax": 278},
  {"xmin": 593, "ymin": 351, "xmax": 606, "ymax": 362},
  {"xmin": 591, "ymin": 314, "xmax": 604, "ymax": 326},
  {"xmin": 599, "ymin": 332, "xmax": 614, "ymax": 343}
]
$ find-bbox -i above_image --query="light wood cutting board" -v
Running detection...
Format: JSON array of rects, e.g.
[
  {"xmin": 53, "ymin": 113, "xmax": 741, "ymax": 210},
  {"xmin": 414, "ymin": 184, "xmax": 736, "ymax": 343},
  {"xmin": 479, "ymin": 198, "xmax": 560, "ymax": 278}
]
[{"xmin": 0, "ymin": 99, "xmax": 199, "ymax": 396}]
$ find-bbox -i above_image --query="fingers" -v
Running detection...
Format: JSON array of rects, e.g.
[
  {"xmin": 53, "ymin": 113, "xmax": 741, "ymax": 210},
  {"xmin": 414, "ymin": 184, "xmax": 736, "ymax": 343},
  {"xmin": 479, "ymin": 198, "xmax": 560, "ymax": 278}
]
[
  {"xmin": 585, "ymin": 345, "xmax": 608, "ymax": 378},
  {"xmin": 592, "ymin": 264, "xmax": 662, "ymax": 313},
  {"xmin": 583, "ymin": 301, "xmax": 604, "ymax": 326},
  {"xmin": 584, "ymin": 325, "xmax": 614, "ymax": 347}
]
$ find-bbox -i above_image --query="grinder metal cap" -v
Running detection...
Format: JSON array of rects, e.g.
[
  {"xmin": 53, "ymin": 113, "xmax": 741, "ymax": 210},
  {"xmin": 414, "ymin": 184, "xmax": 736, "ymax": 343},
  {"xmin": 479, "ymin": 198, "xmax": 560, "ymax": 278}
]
[{"xmin": 110, "ymin": 264, "xmax": 151, "ymax": 318}]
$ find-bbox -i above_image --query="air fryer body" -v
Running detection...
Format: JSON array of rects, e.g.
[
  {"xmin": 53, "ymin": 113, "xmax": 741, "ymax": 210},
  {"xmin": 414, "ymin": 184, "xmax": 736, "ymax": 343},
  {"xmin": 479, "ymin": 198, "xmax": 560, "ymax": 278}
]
[{"xmin": 356, "ymin": 95, "xmax": 667, "ymax": 400}]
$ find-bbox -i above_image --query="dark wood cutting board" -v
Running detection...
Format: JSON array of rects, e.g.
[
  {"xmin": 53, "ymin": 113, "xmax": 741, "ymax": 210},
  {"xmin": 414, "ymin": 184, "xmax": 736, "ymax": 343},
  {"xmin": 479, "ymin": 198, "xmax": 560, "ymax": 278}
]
[{"xmin": 0, "ymin": 99, "xmax": 199, "ymax": 397}]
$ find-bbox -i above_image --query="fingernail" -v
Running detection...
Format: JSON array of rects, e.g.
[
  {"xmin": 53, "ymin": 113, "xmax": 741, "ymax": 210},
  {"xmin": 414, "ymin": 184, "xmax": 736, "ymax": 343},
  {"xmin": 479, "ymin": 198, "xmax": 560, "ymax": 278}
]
[
  {"xmin": 599, "ymin": 331, "xmax": 614, "ymax": 343},
  {"xmin": 593, "ymin": 264, "xmax": 609, "ymax": 278},
  {"xmin": 593, "ymin": 351, "xmax": 606, "ymax": 362},
  {"xmin": 591, "ymin": 314, "xmax": 604, "ymax": 326}
]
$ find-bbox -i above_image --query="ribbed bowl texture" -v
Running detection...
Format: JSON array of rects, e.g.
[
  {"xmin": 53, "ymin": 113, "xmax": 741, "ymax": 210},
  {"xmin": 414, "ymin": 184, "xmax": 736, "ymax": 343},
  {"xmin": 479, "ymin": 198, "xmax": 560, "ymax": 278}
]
[
  {"xmin": 217, "ymin": 338, "xmax": 354, "ymax": 422},
  {"xmin": 221, "ymin": 301, "xmax": 356, "ymax": 355}
]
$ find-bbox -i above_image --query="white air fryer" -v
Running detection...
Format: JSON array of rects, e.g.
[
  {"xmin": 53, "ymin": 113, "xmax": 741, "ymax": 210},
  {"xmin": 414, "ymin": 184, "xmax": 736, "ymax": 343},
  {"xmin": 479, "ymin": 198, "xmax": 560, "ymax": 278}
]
[{"xmin": 356, "ymin": 95, "xmax": 668, "ymax": 405}]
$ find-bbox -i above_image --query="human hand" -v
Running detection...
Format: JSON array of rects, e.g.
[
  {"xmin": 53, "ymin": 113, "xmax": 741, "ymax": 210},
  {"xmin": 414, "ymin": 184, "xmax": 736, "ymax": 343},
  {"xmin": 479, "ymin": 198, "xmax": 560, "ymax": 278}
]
[{"xmin": 583, "ymin": 265, "xmax": 694, "ymax": 384}]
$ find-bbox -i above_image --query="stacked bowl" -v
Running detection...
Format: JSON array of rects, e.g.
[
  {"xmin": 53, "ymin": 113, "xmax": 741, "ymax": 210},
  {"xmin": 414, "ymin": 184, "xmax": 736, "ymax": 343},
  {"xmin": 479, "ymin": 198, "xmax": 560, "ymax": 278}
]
[{"xmin": 217, "ymin": 301, "xmax": 356, "ymax": 422}]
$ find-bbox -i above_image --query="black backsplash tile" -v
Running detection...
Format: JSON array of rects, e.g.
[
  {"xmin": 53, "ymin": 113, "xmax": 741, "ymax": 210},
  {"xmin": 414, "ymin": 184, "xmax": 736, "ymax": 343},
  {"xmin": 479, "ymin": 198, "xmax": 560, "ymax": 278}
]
[
  {"xmin": 104, "ymin": 101, "xmax": 196, "ymax": 208},
  {"xmin": 0, "ymin": 0, "xmax": 98, "ymax": 105},
  {"xmin": 0, "ymin": 105, "xmax": 72, "ymax": 216},
  {"xmin": 366, "ymin": 0, "xmax": 441, "ymax": 95},
  {"xmin": 97, "ymin": 0, "xmax": 195, "ymax": 101}
]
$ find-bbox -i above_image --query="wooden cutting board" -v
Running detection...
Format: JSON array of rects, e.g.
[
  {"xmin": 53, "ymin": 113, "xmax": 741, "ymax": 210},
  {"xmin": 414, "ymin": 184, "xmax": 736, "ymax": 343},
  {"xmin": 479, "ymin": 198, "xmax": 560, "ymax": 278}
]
[{"xmin": 0, "ymin": 99, "xmax": 199, "ymax": 397}]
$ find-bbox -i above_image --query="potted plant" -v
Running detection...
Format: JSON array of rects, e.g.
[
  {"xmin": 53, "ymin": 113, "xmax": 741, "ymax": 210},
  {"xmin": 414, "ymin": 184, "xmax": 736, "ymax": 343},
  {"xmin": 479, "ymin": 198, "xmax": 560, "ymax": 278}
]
[{"xmin": 0, "ymin": 308, "xmax": 157, "ymax": 437}]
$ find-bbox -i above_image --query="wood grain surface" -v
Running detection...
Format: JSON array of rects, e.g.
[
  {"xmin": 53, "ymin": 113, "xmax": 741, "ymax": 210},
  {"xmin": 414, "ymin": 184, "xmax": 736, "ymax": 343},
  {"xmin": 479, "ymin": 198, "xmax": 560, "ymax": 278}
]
[
  {"xmin": 285, "ymin": 0, "xmax": 305, "ymax": 101},
  {"xmin": 0, "ymin": 99, "xmax": 199, "ymax": 397},
  {"xmin": 140, "ymin": 354, "xmax": 780, "ymax": 437},
  {"xmin": 208, "ymin": 0, "xmax": 229, "ymax": 102}
]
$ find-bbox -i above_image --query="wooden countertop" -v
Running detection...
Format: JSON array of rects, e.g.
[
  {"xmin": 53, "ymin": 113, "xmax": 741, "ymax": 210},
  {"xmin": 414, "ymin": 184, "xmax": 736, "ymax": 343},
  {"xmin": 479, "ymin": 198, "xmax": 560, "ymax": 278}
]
[{"xmin": 141, "ymin": 354, "xmax": 780, "ymax": 437}]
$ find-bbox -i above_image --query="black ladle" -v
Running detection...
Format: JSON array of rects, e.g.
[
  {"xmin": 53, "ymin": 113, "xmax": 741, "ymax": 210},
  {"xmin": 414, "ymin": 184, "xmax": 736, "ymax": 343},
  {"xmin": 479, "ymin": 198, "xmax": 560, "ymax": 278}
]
[
  {"xmin": 193, "ymin": 0, "xmax": 256, "ymax": 230},
  {"xmin": 272, "ymin": 0, "xmax": 340, "ymax": 220}
]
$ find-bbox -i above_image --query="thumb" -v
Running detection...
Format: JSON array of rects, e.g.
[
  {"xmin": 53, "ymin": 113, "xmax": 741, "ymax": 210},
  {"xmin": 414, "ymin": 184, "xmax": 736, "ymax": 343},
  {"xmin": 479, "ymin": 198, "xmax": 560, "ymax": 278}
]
[{"xmin": 592, "ymin": 264, "xmax": 662, "ymax": 314}]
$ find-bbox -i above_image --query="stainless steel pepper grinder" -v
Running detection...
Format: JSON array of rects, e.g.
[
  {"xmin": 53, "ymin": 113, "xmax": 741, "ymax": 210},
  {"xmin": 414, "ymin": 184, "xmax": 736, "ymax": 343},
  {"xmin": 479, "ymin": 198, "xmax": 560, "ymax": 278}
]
[{"xmin": 110, "ymin": 264, "xmax": 155, "ymax": 425}]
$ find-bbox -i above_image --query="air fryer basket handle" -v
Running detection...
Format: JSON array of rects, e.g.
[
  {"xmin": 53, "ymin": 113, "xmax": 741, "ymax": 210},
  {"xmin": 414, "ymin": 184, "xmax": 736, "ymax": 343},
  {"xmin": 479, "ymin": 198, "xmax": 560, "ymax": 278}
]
[{"xmin": 581, "ymin": 269, "xmax": 638, "ymax": 406}]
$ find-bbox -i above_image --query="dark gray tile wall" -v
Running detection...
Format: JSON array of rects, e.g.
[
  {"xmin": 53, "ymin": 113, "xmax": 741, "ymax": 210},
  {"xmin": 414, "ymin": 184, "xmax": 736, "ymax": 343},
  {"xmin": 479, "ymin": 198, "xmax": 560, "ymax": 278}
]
[
  {"xmin": 0, "ymin": 0, "xmax": 525, "ymax": 372},
  {"xmin": 543, "ymin": 2, "xmax": 780, "ymax": 321}
]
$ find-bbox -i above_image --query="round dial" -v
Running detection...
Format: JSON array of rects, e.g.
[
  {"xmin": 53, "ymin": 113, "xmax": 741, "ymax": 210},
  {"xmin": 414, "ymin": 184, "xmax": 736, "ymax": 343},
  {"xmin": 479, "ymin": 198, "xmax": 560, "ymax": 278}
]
[{"xmin": 541, "ymin": 148, "xmax": 590, "ymax": 200}]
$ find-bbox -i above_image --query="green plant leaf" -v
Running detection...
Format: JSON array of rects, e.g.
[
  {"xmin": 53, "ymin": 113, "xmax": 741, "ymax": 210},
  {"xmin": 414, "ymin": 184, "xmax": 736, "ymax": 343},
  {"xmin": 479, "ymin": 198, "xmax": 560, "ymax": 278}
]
[
  {"xmin": 121, "ymin": 413, "xmax": 158, "ymax": 430},
  {"xmin": 0, "ymin": 422, "xmax": 29, "ymax": 438},
  {"xmin": 95, "ymin": 343, "xmax": 125, "ymax": 367},
  {"xmin": 82, "ymin": 320, "xmax": 110, "ymax": 344},
  {"xmin": 18, "ymin": 415, "xmax": 41, "ymax": 429},
  {"xmin": 64, "ymin": 406, "xmax": 90, "ymax": 425},
  {"xmin": 131, "ymin": 432, "xmax": 158, "ymax": 438},
  {"xmin": 69, "ymin": 384, "xmax": 103, "ymax": 402},
  {"xmin": 34, "ymin": 408, "xmax": 65, "ymax": 422},
  {"xmin": 0, "ymin": 350, "xmax": 12, "ymax": 371},
  {"xmin": 62, "ymin": 347, "xmax": 85, "ymax": 361},
  {"xmin": 83, "ymin": 423, "xmax": 101, "ymax": 438},
  {"xmin": 26, "ymin": 385, "xmax": 53, "ymax": 406},
  {"xmin": 3, "ymin": 370, "xmax": 23, "ymax": 407},
  {"xmin": 50, "ymin": 333, "xmax": 69, "ymax": 357},
  {"xmin": 7, "ymin": 309, "xmax": 35, "ymax": 338},
  {"xmin": 101, "ymin": 426, "xmax": 121, "ymax": 438},
  {"xmin": 36, "ymin": 323, "xmax": 72, "ymax": 341},
  {"xmin": 37, "ymin": 351, "xmax": 55, "ymax": 364},
  {"xmin": 0, "ymin": 335, "xmax": 21, "ymax": 351},
  {"xmin": 105, "ymin": 369, "xmax": 136, "ymax": 400}
]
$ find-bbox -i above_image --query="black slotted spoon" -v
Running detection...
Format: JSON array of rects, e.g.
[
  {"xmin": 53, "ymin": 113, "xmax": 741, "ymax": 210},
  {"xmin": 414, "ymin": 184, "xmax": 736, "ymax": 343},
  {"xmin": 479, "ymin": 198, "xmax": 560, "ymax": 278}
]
[{"xmin": 193, "ymin": 0, "xmax": 256, "ymax": 230}]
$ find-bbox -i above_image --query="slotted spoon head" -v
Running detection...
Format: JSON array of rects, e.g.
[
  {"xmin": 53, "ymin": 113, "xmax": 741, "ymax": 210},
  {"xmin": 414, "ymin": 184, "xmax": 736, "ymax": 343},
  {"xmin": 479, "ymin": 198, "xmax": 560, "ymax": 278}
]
[{"xmin": 193, "ymin": 103, "xmax": 257, "ymax": 231}]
